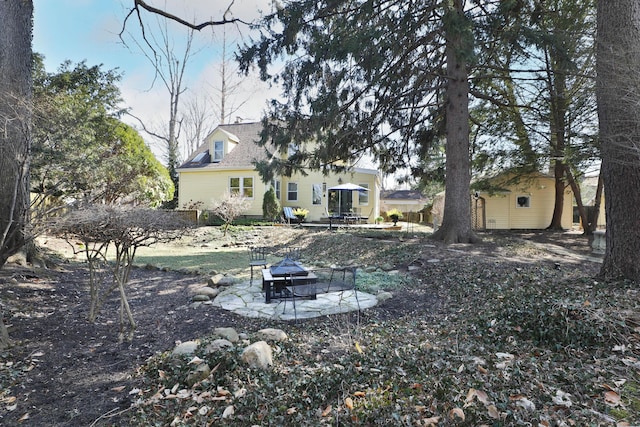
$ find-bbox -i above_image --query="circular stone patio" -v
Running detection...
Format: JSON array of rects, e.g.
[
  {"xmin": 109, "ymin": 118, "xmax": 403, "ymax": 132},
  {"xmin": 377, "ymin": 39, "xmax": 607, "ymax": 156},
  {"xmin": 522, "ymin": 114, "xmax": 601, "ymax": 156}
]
[{"xmin": 211, "ymin": 280, "xmax": 378, "ymax": 321}]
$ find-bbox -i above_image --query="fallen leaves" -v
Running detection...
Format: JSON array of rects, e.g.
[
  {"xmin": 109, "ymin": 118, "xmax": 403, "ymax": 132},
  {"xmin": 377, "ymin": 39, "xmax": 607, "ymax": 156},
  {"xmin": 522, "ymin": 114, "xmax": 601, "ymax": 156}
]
[
  {"xmin": 448, "ymin": 407, "xmax": 465, "ymax": 421},
  {"xmin": 344, "ymin": 396, "xmax": 354, "ymax": 410}
]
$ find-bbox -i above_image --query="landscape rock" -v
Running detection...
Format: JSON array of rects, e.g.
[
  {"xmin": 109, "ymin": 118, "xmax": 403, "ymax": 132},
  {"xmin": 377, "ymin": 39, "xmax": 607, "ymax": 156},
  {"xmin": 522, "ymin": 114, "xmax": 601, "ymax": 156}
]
[
  {"xmin": 173, "ymin": 340, "xmax": 200, "ymax": 355},
  {"xmin": 191, "ymin": 294, "xmax": 210, "ymax": 302},
  {"xmin": 7, "ymin": 251, "xmax": 27, "ymax": 266},
  {"xmin": 194, "ymin": 286, "xmax": 220, "ymax": 298},
  {"xmin": 217, "ymin": 276, "xmax": 236, "ymax": 286},
  {"xmin": 213, "ymin": 327, "xmax": 239, "ymax": 343},
  {"xmin": 257, "ymin": 328, "xmax": 288, "ymax": 342},
  {"xmin": 241, "ymin": 341, "xmax": 273, "ymax": 369},
  {"xmin": 207, "ymin": 274, "xmax": 225, "ymax": 287},
  {"xmin": 208, "ymin": 274, "xmax": 236, "ymax": 287},
  {"xmin": 204, "ymin": 339, "xmax": 234, "ymax": 354},
  {"xmin": 186, "ymin": 363, "xmax": 211, "ymax": 387},
  {"xmin": 376, "ymin": 291, "xmax": 393, "ymax": 303}
]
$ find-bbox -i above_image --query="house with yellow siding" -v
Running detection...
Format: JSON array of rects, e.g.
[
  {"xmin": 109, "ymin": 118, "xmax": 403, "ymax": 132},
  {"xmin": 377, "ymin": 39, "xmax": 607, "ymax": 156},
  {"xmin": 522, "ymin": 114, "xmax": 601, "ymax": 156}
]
[
  {"xmin": 177, "ymin": 122, "xmax": 381, "ymax": 223},
  {"xmin": 471, "ymin": 172, "xmax": 573, "ymax": 230}
]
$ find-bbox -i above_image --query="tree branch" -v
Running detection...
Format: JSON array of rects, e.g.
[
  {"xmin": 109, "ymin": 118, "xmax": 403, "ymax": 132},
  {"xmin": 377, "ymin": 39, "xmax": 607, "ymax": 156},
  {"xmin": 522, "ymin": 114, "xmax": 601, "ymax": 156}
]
[{"xmin": 131, "ymin": 0, "xmax": 249, "ymax": 30}]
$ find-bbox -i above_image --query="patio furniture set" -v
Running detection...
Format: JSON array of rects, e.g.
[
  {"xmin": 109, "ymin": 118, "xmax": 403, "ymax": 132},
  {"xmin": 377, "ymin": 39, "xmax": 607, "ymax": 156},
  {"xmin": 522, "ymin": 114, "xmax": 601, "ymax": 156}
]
[{"xmin": 249, "ymin": 247, "xmax": 361, "ymax": 320}]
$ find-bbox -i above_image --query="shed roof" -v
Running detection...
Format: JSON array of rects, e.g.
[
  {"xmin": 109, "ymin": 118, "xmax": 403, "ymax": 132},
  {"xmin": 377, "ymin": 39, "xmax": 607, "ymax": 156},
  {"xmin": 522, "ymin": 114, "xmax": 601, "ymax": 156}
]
[{"xmin": 380, "ymin": 190, "xmax": 426, "ymax": 201}]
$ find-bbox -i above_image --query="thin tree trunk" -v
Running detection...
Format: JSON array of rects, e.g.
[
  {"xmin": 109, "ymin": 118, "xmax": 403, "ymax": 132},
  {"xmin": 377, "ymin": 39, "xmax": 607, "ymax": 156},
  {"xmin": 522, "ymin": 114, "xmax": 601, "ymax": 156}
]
[
  {"xmin": 564, "ymin": 165, "xmax": 591, "ymax": 236},
  {"xmin": 588, "ymin": 169, "xmax": 604, "ymax": 233}
]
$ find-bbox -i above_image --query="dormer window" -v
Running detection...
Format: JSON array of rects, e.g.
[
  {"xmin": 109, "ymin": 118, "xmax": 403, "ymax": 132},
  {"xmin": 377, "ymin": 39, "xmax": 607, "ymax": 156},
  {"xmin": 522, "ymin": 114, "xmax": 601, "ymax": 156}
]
[
  {"xmin": 213, "ymin": 141, "xmax": 224, "ymax": 162},
  {"xmin": 288, "ymin": 143, "xmax": 299, "ymax": 157}
]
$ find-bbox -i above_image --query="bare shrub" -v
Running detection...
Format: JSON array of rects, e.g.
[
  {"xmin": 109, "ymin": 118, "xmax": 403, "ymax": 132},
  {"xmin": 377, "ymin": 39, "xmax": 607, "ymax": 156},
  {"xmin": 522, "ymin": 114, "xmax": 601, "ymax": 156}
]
[
  {"xmin": 210, "ymin": 192, "xmax": 251, "ymax": 235},
  {"xmin": 50, "ymin": 205, "xmax": 192, "ymax": 342}
]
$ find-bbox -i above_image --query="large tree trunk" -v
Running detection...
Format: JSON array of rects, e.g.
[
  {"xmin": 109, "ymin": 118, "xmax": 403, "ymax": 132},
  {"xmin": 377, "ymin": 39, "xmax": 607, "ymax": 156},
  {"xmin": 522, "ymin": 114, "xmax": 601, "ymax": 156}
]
[
  {"xmin": 0, "ymin": 0, "xmax": 33, "ymax": 348},
  {"xmin": 596, "ymin": 1, "xmax": 640, "ymax": 281},
  {"xmin": 432, "ymin": 0, "xmax": 479, "ymax": 244}
]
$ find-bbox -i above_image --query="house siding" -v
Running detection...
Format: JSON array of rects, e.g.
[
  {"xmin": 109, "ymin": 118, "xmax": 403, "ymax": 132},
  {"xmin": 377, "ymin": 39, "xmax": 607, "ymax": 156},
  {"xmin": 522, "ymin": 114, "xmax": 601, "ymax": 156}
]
[
  {"xmin": 482, "ymin": 176, "xmax": 573, "ymax": 230},
  {"xmin": 177, "ymin": 122, "xmax": 381, "ymax": 223},
  {"xmin": 178, "ymin": 169, "xmax": 267, "ymax": 216},
  {"xmin": 281, "ymin": 172, "xmax": 378, "ymax": 222},
  {"xmin": 484, "ymin": 194, "xmax": 510, "ymax": 229}
]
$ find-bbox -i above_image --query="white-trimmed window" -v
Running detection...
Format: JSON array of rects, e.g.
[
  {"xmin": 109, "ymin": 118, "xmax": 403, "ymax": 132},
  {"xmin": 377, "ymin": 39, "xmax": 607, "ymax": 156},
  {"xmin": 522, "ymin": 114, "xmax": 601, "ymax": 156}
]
[
  {"xmin": 271, "ymin": 179, "xmax": 281, "ymax": 200},
  {"xmin": 230, "ymin": 177, "xmax": 254, "ymax": 198},
  {"xmin": 287, "ymin": 182, "xmax": 298, "ymax": 201},
  {"xmin": 288, "ymin": 143, "xmax": 299, "ymax": 157},
  {"xmin": 213, "ymin": 141, "xmax": 224, "ymax": 162},
  {"xmin": 358, "ymin": 183, "xmax": 369, "ymax": 205},
  {"xmin": 312, "ymin": 184, "xmax": 322, "ymax": 205},
  {"xmin": 516, "ymin": 195, "xmax": 531, "ymax": 208}
]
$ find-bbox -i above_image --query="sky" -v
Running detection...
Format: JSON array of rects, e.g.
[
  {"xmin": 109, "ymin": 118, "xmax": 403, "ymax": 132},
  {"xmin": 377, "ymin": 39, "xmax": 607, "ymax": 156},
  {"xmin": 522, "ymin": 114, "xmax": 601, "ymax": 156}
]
[{"xmin": 32, "ymin": 0, "xmax": 277, "ymax": 159}]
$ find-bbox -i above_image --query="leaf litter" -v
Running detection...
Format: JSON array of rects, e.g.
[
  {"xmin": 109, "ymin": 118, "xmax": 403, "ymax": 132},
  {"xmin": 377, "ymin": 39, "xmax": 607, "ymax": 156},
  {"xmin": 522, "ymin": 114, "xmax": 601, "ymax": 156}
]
[{"xmin": 1, "ymin": 227, "xmax": 640, "ymax": 425}]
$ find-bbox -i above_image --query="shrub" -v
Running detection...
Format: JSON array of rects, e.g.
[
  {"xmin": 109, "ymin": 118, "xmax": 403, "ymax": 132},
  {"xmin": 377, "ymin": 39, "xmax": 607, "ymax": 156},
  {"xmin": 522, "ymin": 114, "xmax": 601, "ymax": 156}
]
[
  {"xmin": 386, "ymin": 208, "xmax": 403, "ymax": 224},
  {"xmin": 262, "ymin": 187, "xmax": 280, "ymax": 221}
]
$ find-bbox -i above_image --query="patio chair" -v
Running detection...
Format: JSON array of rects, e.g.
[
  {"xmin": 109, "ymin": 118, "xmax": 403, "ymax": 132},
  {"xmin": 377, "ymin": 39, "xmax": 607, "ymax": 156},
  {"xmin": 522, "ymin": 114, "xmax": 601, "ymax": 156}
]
[
  {"xmin": 282, "ymin": 273, "xmax": 317, "ymax": 321},
  {"xmin": 315, "ymin": 267, "xmax": 361, "ymax": 311},
  {"xmin": 248, "ymin": 247, "xmax": 268, "ymax": 283},
  {"xmin": 282, "ymin": 207, "xmax": 297, "ymax": 224},
  {"xmin": 285, "ymin": 247, "xmax": 302, "ymax": 261},
  {"xmin": 281, "ymin": 267, "xmax": 361, "ymax": 321}
]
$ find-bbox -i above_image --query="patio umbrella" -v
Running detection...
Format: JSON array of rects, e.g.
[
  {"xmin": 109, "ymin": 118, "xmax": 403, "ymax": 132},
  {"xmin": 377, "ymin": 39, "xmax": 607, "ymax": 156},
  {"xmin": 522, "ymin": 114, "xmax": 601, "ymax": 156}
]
[
  {"xmin": 327, "ymin": 183, "xmax": 369, "ymax": 215},
  {"xmin": 328, "ymin": 183, "xmax": 369, "ymax": 192}
]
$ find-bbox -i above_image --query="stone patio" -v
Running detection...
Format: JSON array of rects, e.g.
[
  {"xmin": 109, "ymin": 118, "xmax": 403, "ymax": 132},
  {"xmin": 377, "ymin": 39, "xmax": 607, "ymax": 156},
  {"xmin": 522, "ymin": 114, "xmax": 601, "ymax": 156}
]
[{"xmin": 211, "ymin": 280, "xmax": 379, "ymax": 321}]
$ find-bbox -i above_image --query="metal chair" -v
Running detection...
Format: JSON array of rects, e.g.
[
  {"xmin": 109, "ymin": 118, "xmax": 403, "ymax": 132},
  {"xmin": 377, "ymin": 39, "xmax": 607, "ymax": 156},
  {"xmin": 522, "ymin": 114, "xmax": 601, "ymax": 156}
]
[
  {"xmin": 285, "ymin": 247, "xmax": 302, "ymax": 261},
  {"xmin": 315, "ymin": 266, "xmax": 360, "ymax": 311},
  {"xmin": 248, "ymin": 247, "xmax": 268, "ymax": 283},
  {"xmin": 282, "ymin": 273, "xmax": 317, "ymax": 321},
  {"xmin": 280, "ymin": 267, "xmax": 361, "ymax": 321}
]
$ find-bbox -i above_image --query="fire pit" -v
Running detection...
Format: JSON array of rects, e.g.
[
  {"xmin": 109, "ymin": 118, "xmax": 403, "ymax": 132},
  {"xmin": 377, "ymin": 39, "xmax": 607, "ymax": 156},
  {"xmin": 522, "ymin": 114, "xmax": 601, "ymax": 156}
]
[{"xmin": 269, "ymin": 257, "xmax": 309, "ymax": 277}]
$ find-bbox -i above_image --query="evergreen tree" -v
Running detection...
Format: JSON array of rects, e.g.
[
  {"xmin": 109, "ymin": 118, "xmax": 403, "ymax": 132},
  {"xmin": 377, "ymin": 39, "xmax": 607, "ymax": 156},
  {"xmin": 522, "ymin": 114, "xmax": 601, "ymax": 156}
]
[
  {"xmin": 31, "ymin": 58, "xmax": 173, "ymax": 209},
  {"xmin": 239, "ymin": 0, "xmax": 487, "ymax": 243},
  {"xmin": 262, "ymin": 187, "xmax": 280, "ymax": 222}
]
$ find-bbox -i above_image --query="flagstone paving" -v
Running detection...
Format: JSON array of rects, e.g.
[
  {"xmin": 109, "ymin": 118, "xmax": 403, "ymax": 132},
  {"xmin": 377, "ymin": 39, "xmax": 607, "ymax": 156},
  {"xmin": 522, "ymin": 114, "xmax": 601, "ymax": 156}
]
[{"xmin": 211, "ymin": 280, "xmax": 378, "ymax": 321}]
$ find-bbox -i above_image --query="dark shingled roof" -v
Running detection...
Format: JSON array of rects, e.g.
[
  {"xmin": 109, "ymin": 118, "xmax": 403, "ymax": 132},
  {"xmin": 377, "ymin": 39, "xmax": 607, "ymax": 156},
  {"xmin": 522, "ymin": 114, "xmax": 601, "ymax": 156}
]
[
  {"xmin": 380, "ymin": 190, "xmax": 426, "ymax": 200},
  {"xmin": 178, "ymin": 122, "xmax": 271, "ymax": 170}
]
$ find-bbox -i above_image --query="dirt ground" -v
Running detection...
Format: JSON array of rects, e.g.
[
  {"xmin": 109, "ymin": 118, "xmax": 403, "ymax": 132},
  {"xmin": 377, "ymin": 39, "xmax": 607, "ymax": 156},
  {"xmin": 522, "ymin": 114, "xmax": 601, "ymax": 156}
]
[{"xmin": 0, "ymin": 227, "xmax": 600, "ymax": 426}]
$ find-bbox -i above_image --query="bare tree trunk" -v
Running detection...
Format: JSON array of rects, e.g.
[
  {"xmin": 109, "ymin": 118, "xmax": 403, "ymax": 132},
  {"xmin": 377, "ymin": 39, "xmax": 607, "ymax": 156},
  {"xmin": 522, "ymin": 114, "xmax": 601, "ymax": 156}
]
[
  {"xmin": 587, "ymin": 169, "xmax": 604, "ymax": 233},
  {"xmin": 548, "ymin": 160, "xmax": 566, "ymax": 230},
  {"xmin": 596, "ymin": 1, "xmax": 640, "ymax": 281},
  {"xmin": 432, "ymin": 0, "xmax": 479, "ymax": 244},
  {"xmin": 0, "ymin": 0, "xmax": 33, "ymax": 349},
  {"xmin": 564, "ymin": 165, "xmax": 591, "ymax": 236}
]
